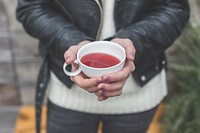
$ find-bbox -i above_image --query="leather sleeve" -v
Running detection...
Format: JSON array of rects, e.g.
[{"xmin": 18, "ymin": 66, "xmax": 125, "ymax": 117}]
[
  {"xmin": 16, "ymin": 0, "xmax": 93, "ymax": 58},
  {"xmin": 113, "ymin": 0, "xmax": 190, "ymax": 63}
]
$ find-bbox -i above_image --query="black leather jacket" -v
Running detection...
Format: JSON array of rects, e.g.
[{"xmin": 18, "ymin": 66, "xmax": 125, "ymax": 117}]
[{"xmin": 16, "ymin": 0, "xmax": 190, "ymax": 133}]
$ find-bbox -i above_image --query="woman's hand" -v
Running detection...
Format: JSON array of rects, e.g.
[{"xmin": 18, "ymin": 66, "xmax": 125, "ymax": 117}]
[
  {"xmin": 64, "ymin": 40, "xmax": 103, "ymax": 93},
  {"xmin": 95, "ymin": 38, "xmax": 136, "ymax": 101}
]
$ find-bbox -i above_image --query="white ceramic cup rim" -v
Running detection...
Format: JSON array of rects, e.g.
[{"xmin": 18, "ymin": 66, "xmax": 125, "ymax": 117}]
[
  {"xmin": 63, "ymin": 41, "xmax": 126, "ymax": 77},
  {"xmin": 77, "ymin": 41, "xmax": 126, "ymax": 70}
]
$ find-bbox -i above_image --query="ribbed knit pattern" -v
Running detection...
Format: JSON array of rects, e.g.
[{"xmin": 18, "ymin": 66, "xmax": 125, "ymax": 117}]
[{"xmin": 47, "ymin": 70, "xmax": 167, "ymax": 114}]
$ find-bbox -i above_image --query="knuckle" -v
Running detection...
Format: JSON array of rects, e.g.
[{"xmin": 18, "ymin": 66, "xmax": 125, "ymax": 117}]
[
  {"xmin": 121, "ymin": 69, "xmax": 129, "ymax": 79},
  {"xmin": 103, "ymin": 92, "xmax": 109, "ymax": 97}
]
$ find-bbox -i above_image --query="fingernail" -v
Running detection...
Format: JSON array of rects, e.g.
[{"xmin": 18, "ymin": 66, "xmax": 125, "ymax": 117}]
[
  {"xmin": 98, "ymin": 96, "xmax": 104, "ymax": 101},
  {"xmin": 96, "ymin": 79, "xmax": 102, "ymax": 84},
  {"xmin": 97, "ymin": 86, "xmax": 105, "ymax": 94},
  {"xmin": 100, "ymin": 85, "xmax": 105, "ymax": 90},
  {"xmin": 97, "ymin": 90, "xmax": 103, "ymax": 94},
  {"xmin": 98, "ymin": 96, "xmax": 107, "ymax": 101}
]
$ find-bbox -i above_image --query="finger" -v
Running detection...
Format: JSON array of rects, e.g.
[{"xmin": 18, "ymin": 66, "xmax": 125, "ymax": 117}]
[
  {"xmin": 94, "ymin": 92, "xmax": 107, "ymax": 101},
  {"xmin": 122, "ymin": 43, "xmax": 135, "ymax": 61},
  {"xmin": 111, "ymin": 38, "xmax": 135, "ymax": 61},
  {"xmin": 95, "ymin": 88, "xmax": 105, "ymax": 96},
  {"xmin": 86, "ymin": 86, "xmax": 100, "ymax": 93},
  {"xmin": 70, "ymin": 63, "xmax": 81, "ymax": 82},
  {"xmin": 64, "ymin": 46, "xmax": 77, "ymax": 64},
  {"xmin": 66, "ymin": 41, "xmax": 88, "ymax": 55},
  {"xmin": 97, "ymin": 84, "xmax": 123, "ymax": 97},
  {"xmin": 95, "ymin": 90, "xmax": 106, "ymax": 97},
  {"xmin": 70, "ymin": 58, "xmax": 103, "ymax": 89},
  {"xmin": 64, "ymin": 40, "xmax": 91, "ymax": 64},
  {"xmin": 102, "ymin": 61, "xmax": 135, "ymax": 83},
  {"xmin": 118, "ymin": 41, "xmax": 135, "ymax": 61},
  {"xmin": 103, "ymin": 89, "xmax": 122, "ymax": 97},
  {"xmin": 95, "ymin": 91, "xmax": 108, "ymax": 101},
  {"xmin": 97, "ymin": 80, "xmax": 125, "ymax": 92},
  {"xmin": 97, "ymin": 95, "xmax": 108, "ymax": 101},
  {"xmin": 73, "ymin": 74, "xmax": 103, "ymax": 89}
]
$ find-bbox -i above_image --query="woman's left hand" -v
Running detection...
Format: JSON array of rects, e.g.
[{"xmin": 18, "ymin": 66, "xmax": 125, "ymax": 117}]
[{"xmin": 95, "ymin": 38, "xmax": 136, "ymax": 101}]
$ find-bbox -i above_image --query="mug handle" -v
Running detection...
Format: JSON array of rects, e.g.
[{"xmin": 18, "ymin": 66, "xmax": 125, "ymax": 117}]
[{"xmin": 63, "ymin": 59, "xmax": 81, "ymax": 76}]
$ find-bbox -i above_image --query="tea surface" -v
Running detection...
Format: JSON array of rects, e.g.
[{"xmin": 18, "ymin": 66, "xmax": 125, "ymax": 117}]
[{"xmin": 81, "ymin": 53, "xmax": 120, "ymax": 68}]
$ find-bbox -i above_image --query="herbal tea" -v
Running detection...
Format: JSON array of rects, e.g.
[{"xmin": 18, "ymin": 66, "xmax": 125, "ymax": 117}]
[
  {"xmin": 81, "ymin": 53, "xmax": 120, "ymax": 68},
  {"xmin": 63, "ymin": 41, "xmax": 125, "ymax": 77}
]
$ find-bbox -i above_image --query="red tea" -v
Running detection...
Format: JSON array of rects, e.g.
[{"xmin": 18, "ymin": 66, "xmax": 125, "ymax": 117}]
[{"xmin": 80, "ymin": 53, "xmax": 120, "ymax": 68}]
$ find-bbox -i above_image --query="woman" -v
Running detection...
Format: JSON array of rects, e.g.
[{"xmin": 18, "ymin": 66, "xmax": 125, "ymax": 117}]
[{"xmin": 16, "ymin": 0, "xmax": 190, "ymax": 133}]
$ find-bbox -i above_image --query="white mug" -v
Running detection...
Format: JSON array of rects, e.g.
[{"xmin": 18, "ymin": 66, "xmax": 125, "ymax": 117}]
[{"xmin": 63, "ymin": 41, "xmax": 126, "ymax": 77}]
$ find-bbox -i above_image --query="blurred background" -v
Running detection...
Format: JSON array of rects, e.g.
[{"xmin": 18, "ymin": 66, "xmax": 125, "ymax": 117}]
[
  {"xmin": 0, "ymin": 0, "xmax": 200, "ymax": 133},
  {"xmin": 0, "ymin": 0, "xmax": 40, "ymax": 132}
]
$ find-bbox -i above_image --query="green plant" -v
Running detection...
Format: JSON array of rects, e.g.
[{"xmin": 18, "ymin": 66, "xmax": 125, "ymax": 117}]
[{"xmin": 163, "ymin": 23, "xmax": 200, "ymax": 133}]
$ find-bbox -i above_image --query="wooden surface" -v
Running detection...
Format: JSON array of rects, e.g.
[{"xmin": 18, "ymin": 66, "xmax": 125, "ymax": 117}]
[
  {"xmin": 148, "ymin": 104, "xmax": 164, "ymax": 133},
  {"xmin": 15, "ymin": 106, "xmax": 46, "ymax": 133},
  {"xmin": 15, "ymin": 104, "xmax": 164, "ymax": 133}
]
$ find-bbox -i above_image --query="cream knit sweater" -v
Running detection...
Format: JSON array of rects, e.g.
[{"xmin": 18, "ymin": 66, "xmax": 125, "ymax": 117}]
[{"xmin": 47, "ymin": 0, "xmax": 167, "ymax": 114}]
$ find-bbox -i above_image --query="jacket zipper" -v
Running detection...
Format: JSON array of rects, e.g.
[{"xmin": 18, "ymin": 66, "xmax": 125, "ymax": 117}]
[
  {"xmin": 55, "ymin": 0, "xmax": 102, "ymax": 40},
  {"xmin": 94, "ymin": 0, "xmax": 103, "ymax": 40}
]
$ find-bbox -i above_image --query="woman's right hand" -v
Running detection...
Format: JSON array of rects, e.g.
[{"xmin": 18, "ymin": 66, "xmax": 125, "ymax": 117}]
[{"xmin": 64, "ymin": 40, "xmax": 103, "ymax": 93}]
